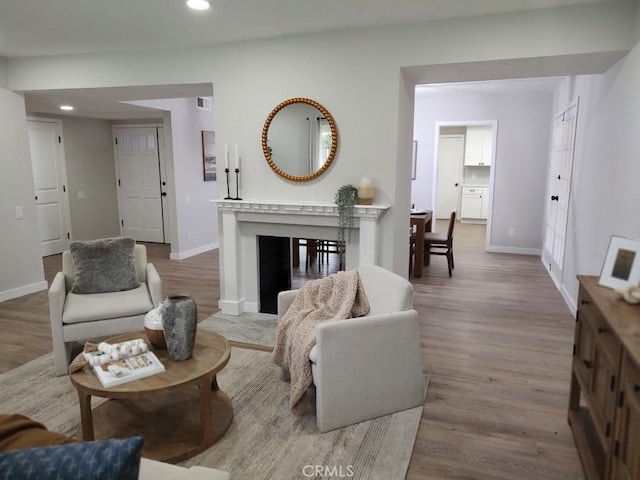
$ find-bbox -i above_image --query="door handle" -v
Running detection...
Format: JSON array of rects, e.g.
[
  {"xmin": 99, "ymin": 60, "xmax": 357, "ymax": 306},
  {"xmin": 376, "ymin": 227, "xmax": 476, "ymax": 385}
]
[
  {"xmin": 161, "ymin": 192, "xmax": 167, "ymax": 197},
  {"xmin": 551, "ymin": 195, "xmax": 559, "ymax": 201}
]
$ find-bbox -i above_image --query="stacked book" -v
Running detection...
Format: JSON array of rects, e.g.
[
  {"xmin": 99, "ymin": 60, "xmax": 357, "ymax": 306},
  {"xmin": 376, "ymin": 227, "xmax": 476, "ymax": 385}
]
[{"xmin": 81, "ymin": 339, "xmax": 165, "ymax": 388}]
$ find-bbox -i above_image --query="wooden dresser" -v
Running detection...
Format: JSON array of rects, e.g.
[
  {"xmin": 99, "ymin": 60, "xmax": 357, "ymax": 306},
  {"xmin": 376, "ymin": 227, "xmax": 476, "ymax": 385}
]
[{"xmin": 569, "ymin": 276, "xmax": 640, "ymax": 480}]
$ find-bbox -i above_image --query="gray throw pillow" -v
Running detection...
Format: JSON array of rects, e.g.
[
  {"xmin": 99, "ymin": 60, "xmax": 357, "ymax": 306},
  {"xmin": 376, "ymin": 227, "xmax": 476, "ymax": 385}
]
[{"xmin": 70, "ymin": 237, "xmax": 140, "ymax": 294}]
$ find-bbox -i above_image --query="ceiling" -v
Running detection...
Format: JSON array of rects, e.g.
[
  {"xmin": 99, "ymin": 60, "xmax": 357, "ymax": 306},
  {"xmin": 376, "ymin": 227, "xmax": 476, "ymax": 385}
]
[
  {"xmin": 4, "ymin": 0, "xmax": 618, "ymax": 120},
  {"xmin": 0, "ymin": 0, "xmax": 616, "ymax": 58}
]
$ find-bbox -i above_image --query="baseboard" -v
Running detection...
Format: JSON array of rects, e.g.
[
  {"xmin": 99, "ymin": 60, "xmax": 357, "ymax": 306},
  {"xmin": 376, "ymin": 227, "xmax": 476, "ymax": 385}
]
[
  {"xmin": 487, "ymin": 246, "xmax": 541, "ymax": 256},
  {"xmin": 0, "ymin": 280, "xmax": 48, "ymax": 302},
  {"xmin": 218, "ymin": 298, "xmax": 245, "ymax": 315},
  {"xmin": 560, "ymin": 283, "xmax": 577, "ymax": 317},
  {"xmin": 169, "ymin": 242, "xmax": 218, "ymax": 260},
  {"xmin": 541, "ymin": 258, "xmax": 578, "ymax": 317}
]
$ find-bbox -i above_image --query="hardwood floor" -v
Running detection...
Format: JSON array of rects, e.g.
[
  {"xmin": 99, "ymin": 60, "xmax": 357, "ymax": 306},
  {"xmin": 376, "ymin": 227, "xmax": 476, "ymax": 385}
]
[{"xmin": 0, "ymin": 225, "xmax": 584, "ymax": 479}]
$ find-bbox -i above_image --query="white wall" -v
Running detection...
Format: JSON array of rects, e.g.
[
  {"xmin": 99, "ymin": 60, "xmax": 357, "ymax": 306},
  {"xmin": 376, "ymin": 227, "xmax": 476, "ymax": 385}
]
[
  {"xmin": 413, "ymin": 89, "xmax": 554, "ymax": 251},
  {"xmin": 0, "ymin": 2, "xmax": 637, "ymax": 299},
  {"xmin": 130, "ymin": 97, "xmax": 218, "ymax": 259},
  {"xmin": 553, "ymin": 41, "xmax": 640, "ymax": 310},
  {"xmin": 0, "ymin": 89, "xmax": 46, "ymax": 300},
  {"xmin": 57, "ymin": 116, "xmax": 120, "ymax": 240}
]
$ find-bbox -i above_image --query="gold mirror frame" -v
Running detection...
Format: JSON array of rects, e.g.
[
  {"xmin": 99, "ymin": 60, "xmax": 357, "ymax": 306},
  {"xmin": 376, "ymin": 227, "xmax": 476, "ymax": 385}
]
[{"xmin": 261, "ymin": 97, "xmax": 338, "ymax": 182}]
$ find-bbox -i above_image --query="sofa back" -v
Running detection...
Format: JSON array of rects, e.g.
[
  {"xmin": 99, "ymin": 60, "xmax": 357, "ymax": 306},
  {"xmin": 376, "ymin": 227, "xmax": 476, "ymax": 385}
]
[
  {"xmin": 357, "ymin": 264, "xmax": 414, "ymax": 315},
  {"xmin": 62, "ymin": 244, "xmax": 148, "ymax": 291}
]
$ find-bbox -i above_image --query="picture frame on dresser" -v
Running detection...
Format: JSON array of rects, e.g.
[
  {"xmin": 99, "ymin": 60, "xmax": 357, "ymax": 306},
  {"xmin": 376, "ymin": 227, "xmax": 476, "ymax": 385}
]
[{"xmin": 598, "ymin": 235, "xmax": 640, "ymax": 289}]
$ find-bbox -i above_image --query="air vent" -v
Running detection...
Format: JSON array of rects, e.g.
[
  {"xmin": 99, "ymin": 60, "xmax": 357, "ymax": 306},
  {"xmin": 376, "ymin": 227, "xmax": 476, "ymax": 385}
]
[{"xmin": 196, "ymin": 97, "xmax": 211, "ymax": 111}]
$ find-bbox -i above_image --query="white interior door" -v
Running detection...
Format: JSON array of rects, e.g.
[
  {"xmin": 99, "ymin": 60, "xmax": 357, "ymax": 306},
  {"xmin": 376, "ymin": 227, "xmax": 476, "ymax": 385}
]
[
  {"xmin": 27, "ymin": 119, "xmax": 71, "ymax": 256},
  {"xmin": 115, "ymin": 127, "xmax": 164, "ymax": 243},
  {"xmin": 543, "ymin": 100, "xmax": 579, "ymax": 282},
  {"xmin": 435, "ymin": 134, "xmax": 464, "ymax": 219}
]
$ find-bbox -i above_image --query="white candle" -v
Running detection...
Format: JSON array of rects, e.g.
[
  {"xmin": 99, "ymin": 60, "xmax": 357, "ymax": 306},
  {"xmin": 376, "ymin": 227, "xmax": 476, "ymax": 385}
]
[
  {"xmin": 235, "ymin": 144, "xmax": 239, "ymax": 170},
  {"xmin": 224, "ymin": 143, "xmax": 229, "ymax": 170}
]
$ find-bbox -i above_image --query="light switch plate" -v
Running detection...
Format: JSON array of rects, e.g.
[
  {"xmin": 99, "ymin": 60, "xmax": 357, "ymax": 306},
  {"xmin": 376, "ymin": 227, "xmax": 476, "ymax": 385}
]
[{"xmin": 15, "ymin": 206, "xmax": 24, "ymax": 219}]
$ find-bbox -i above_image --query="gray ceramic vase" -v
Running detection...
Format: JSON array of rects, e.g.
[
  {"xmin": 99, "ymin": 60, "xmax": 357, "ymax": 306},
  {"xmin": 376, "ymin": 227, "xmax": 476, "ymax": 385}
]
[{"xmin": 161, "ymin": 294, "xmax": 197, "ymax": 360}]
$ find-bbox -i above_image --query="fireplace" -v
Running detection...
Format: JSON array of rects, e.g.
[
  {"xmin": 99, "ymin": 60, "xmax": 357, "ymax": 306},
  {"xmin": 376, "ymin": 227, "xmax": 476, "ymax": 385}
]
[
  {"xmin": 258, "ymin": 235, "xmax": 291, "ymax": 314},
  {"xmin": 217, "ymin": 199, "xmax": 389, "ymax": 315}
]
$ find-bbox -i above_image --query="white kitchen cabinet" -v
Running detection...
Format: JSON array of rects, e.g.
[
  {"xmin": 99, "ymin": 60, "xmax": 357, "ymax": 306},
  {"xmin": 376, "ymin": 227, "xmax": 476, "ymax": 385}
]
[
  {"xmin": 461, "ymin": 186, "xmax": 490, "ymax": 219},
  {"xmin": 461, "ymin": 186, "xmax": 483, "ymax": 218},
  {"xmin": 464, "ymin": 126, "xmax": 492, "ymax": 166}
]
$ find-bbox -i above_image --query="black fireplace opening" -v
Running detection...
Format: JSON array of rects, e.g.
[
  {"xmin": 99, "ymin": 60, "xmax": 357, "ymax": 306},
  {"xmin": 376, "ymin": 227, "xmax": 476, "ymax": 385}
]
[{"xmin": 258, "ymin": 236, "xmax": 291, "ymax": 314}]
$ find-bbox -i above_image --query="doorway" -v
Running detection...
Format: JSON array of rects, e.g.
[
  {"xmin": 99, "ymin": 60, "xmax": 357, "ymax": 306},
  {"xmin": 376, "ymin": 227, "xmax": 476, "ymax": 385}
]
[
  {"xmin": 113, "ymin": 126, "xmax": 168, "ymax": 243},
  {"xmin": 432, "ymin": 121, "xmax": 497, "ymax": 250},
  {"xmin": 27, "ymin": 118, "xmax": 72, "ymax": 256}
]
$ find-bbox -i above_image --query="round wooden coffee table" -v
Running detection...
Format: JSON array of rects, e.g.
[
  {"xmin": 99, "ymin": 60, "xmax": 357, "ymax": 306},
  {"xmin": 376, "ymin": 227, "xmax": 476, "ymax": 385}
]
[{"xmin": 69, "ymin": 330, "xmax": 232, "ymax": 463}]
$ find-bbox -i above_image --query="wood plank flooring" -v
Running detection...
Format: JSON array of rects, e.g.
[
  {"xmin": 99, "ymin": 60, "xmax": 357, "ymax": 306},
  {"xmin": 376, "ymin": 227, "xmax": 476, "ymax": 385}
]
[{"xmin": 0, "ymin": 224, "xmax": 584, "ymax": 479}]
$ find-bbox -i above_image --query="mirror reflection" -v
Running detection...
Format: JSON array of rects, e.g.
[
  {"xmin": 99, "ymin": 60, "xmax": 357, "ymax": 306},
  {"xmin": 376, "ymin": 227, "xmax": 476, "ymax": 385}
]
[{"xmin": 262, "ymin": 98, "xmax": 338, "ymax": 182}]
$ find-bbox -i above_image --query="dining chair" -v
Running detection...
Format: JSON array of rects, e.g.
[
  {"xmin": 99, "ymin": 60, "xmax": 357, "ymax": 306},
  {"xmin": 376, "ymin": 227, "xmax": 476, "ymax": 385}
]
[
  {"xmin": 408, "ymin": 225, "xmax": 417, "ymax": 276},
  {"xmin": 423, "ymin": 211, "xmax": 456, "ymax": 277}
]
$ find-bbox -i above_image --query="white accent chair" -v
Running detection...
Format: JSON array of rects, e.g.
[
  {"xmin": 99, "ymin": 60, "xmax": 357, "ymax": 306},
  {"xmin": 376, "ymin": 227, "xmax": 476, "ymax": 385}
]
[
  {"xmin": 48, "ymin": 244, "xmax": 163, "ymax": 376},
  {"xmin": 277, "ymin": 264, "xmax": 427, "ymax": 432}
]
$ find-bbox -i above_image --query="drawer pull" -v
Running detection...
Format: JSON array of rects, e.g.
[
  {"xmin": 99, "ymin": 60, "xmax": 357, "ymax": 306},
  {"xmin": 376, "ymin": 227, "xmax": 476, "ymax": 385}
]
[
  {"xmin": 583, "ymin": 359, "xmax": 593, "ymax": 369},
  {"xmin": 634, "ymin": 384, "xmax": 640, "ymax": 393},
  {"xmin": 597, "ymin": 327, "xmax": 609, "ymax": 334},
  {"xmin": 581, "ymin": 299, "xmax": 589, "ymax": 305}
]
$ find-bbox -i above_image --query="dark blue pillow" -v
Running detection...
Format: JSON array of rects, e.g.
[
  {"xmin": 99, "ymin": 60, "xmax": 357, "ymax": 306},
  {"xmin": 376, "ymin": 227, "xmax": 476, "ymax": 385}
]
[{"xmin": 0, "ymin": 436, "xmax": 143, "ymax": 479}]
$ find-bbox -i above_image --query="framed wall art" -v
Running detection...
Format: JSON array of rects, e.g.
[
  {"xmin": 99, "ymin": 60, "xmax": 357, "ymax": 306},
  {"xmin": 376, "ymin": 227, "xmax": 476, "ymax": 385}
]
[
  {"xmin": 598, "ymin": 235, "xmax": 640, "ymax": 289},
  {"xmin": 202, "ymin": 130, "xmax": 216, "ymax": 181}
]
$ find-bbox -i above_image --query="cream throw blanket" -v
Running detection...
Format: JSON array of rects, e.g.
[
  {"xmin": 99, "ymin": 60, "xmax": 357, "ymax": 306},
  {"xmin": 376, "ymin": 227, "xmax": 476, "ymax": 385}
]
[{"xmin": 272, "ymin": 270, "xmax": 370, "ymax": 408}]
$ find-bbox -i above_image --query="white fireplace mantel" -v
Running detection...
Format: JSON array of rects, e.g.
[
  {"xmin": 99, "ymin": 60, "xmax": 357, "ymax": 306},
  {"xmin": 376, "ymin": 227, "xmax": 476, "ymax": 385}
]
[{"xmin": 215, "ymin": 199, "xmax": 390, "ymax": 315}]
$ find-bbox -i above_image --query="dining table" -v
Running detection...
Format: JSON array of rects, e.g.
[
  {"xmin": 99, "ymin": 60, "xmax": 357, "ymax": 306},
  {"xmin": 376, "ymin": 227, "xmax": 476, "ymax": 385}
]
[{"xmin": 410, "ymin": 210, "xmax": 433, "ymax": 278}]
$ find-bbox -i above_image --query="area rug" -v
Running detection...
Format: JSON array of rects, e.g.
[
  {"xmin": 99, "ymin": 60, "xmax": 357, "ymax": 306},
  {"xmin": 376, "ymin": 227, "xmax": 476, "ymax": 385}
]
[
  {"xmin": 0, "ymin": 348, "xmax": 425, "ymax": 480},
  {"xmin": 199, "ymin": 311, "xmax": 278, "ymax": 349}
]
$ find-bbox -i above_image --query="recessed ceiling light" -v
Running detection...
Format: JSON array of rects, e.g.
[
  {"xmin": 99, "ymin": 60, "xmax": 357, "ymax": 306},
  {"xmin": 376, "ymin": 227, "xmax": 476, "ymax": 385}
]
[
  {"xmin": 186, "ymin": 0, "xmax": 210, "ymax": 11},
  {"xmin": 59, "ymin": 105, "xmax": 74, "ymax": 111}
]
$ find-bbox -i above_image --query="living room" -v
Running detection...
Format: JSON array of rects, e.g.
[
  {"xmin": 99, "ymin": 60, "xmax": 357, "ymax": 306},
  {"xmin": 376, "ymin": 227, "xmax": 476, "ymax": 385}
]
[{"xmin": 1, "ymin": 1, "xmax": 640, "ymax": 479}]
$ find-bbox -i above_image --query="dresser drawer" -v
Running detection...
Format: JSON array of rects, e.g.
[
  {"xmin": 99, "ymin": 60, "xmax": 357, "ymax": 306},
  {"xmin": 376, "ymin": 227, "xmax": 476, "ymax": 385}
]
[{"xmin": 578, "ymin": 289, "xmax": 621, "ymax": 365}]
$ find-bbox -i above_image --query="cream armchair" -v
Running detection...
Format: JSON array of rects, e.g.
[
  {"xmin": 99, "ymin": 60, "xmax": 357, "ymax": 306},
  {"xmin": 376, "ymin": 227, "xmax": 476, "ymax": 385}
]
[
  {"xmin": 49, "ymin": 244, "xmax": 162, "ymax": 376},
  {"xmin": 277, "ymin": 264, "xmax": 427, "ymax": 432}
]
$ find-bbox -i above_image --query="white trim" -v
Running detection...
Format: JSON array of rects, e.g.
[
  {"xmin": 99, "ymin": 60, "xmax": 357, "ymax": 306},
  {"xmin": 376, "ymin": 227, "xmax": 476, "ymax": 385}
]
[
  {"xmin": 169, "ymin": 242, "xmax": 218, "ymax": 260},
  {"xmin": 541, "ymin": 257, "xmax": 577, "ymax": 316},
  {"xmin": 487, "ymin": 246, "xmax": 541, "ymax": 255},
  {"xmin": 560, "ymin": 283, "xmax": 577, "ymax": 317},
  {"xmin": 0, "ymin": 281, "xmax": 48, "ymax": 302},
  {"xmin": 216, "ymin": 199, "xmax": 390, "ymax": 219},
  {"xmin": 218, "ymin": 299, "xmax": 248, "ymax": 315}
]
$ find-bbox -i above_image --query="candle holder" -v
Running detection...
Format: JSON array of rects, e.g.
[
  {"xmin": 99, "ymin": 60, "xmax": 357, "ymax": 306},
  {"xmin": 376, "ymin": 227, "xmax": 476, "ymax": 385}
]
[
  {"xmin": 232, "ymin": 168, "xmax": 242, "ymax": 201},
  {"xmin": 223, "ymin": 168, "xmax": 232, "ymax": 199}
]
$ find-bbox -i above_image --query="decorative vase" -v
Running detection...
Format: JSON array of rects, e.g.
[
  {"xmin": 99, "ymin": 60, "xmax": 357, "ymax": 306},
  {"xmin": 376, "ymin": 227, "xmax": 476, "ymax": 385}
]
[
  {"xmin": 357, "ymin": 178, "xmax": 375, "ymax": 205},
  {"xmin": 144, "ymin": 303, "xmax": 167, "ymax": 350},
  {"xmin": 161, "ymin": 294, "xmax": 198, "ymax": 361}
]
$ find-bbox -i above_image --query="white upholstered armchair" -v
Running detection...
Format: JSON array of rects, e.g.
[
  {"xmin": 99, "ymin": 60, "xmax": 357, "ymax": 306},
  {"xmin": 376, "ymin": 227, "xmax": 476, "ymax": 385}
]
[
  {"xmin": 277, "ymin": 264, "xmax": 427, "ymax": 432},
  {"xmin": 49, "ymin": 242, "xmax": 162, "ymax": 376}
]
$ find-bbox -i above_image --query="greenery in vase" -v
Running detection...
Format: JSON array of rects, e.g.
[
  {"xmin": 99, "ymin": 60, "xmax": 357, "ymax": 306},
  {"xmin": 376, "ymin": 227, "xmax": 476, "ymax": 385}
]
[{"xmin": 335, "ymin": 184, "xmax": 358, "ymax": 256}]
